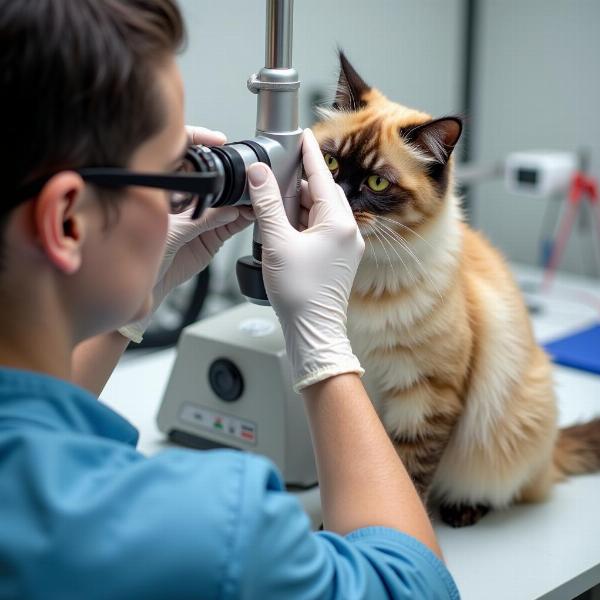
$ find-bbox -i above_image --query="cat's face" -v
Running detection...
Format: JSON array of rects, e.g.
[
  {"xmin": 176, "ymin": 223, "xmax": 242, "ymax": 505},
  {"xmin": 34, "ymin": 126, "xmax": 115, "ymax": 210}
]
[{"xmin": 313, "ymin": 52, "xmax": 462, "ymax": 240}]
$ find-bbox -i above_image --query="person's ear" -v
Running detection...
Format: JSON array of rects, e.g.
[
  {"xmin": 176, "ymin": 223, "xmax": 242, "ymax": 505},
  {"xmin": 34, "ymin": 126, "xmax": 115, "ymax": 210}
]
[{"xmin": 33, "ymin": 172, "xmax": 88, "ymax": 274}]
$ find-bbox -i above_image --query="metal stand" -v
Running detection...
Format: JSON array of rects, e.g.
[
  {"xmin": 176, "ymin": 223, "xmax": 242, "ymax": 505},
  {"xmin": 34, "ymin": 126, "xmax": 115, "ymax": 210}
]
[{"xmin": 236, "ymin": 0, "xmax": 302, "ymax": 304}]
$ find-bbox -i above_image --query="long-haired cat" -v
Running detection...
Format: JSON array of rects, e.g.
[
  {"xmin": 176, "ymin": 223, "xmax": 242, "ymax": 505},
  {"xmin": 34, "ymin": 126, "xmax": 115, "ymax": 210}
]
[{"xmin": 312, "ymin": 51, "xmax": 600, "ymax": 527}]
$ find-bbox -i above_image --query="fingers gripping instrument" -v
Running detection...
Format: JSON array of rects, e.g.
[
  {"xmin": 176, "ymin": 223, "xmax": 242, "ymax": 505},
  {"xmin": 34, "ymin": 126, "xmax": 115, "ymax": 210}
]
[{"xmin": 235, "ymin": 0, "xmax": 302, "ymax": 305}]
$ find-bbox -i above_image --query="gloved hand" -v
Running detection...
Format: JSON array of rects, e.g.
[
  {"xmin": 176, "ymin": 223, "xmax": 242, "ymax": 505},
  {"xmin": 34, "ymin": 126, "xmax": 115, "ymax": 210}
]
[
  {"xmin": 247, "ymin": 128, "xmax": 365, "ymax": 392},
  {"xmin": 119, "ymin": 126, "xmax": 255, "ymax": 343}
]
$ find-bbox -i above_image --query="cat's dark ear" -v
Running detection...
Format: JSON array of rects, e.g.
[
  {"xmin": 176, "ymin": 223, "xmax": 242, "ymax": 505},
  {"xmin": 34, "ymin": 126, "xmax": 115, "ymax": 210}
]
[
  {"xmin": 401, "ymin": 117, "xmax": 463, "ymax": 163},
  {"xmin": 334, "ymin": 50, "xmax": 371, "ymax": 111}
]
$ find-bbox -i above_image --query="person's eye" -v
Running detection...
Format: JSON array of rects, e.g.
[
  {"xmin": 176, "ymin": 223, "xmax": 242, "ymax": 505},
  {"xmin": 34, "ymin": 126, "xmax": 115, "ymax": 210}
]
[
  {"xmin": 169, "ymin": 191, "xmax": 196, "ymax": 214},
  {"xmin": 175, "ymin": 159, "xmax": 191, "ymax": 173},
  {"xmin": 366, "ymin": 174, "xmax": 391, "ymax": 193}
]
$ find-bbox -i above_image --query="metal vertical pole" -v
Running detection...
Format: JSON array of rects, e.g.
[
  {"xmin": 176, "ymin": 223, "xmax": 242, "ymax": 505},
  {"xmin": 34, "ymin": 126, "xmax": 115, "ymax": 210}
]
[
  {"xmin": 459, "ymin": 0, "xmax": 478, "ymax": 222},
  {"xmin": 265, "ymin": 0, "xmax": 293, "ymax": 69},
  {"xmin": 237, "ymin": 0, "xmax": 302, "ymax": 304}
]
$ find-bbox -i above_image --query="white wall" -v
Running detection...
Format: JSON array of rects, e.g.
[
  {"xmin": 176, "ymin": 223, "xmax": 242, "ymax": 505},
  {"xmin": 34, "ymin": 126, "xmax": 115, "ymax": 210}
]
[
  {"xmin": 471, "ymin": 0, "xmax": 600, "ymax": 278},
  {"xmin": 177, "ymin": 0, "xmax": 464, "ymax": 137}
]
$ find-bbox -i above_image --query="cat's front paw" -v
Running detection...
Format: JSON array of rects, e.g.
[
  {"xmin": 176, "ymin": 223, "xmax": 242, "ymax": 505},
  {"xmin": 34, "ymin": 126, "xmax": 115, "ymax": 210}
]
[{"xmin": 439, "ymin": 503, "xmax": 491, "ymax": 527}]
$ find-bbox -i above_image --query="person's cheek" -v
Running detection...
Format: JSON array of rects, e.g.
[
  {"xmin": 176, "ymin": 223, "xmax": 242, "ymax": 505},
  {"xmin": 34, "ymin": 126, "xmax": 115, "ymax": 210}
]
[
  {"xmin": 127, "ymin": 209, "xmax": 169, "ymax": 323},
  {"xmin": 111, "ymin": 197, "xmax": 169, "ymax": 323},
  {"xmin": 129, "ymin": 195, "xmax": 169, "ymax": 273}
]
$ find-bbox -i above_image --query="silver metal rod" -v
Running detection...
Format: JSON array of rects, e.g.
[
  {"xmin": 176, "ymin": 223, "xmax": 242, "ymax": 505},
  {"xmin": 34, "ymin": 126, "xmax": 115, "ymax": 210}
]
[{"xmin": 265, "ymin": 0, "xmax": 293, "ymax": 69}]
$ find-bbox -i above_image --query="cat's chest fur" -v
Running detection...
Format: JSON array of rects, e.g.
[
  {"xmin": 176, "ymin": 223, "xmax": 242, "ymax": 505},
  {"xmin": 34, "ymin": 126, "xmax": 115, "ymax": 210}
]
[
  {"xmin": 345, "ymin": 197, "xmax": 466, "ymax": 429},
  {"xmin": 347, "ymin": 282, "xmax": 439, "ymax": 408}
]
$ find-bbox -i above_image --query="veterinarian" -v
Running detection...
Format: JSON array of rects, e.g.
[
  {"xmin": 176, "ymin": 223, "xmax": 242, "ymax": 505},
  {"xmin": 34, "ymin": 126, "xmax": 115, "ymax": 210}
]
[{"xmin": 0, "ymin": 1, "xmax": 458, "ymax": 597}]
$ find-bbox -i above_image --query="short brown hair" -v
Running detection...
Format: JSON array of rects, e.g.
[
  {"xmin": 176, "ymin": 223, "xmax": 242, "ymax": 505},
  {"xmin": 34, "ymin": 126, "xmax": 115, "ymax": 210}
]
[{"xmin": 0, "ymin": 0, "xmax": 185, "ymax": 207}]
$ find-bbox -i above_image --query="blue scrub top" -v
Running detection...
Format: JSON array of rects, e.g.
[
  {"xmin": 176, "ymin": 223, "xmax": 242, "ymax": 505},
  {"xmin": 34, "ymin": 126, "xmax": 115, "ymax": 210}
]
[{"xmin": 0, "ymin": 367, "xmax": 460, "ymax": 599}]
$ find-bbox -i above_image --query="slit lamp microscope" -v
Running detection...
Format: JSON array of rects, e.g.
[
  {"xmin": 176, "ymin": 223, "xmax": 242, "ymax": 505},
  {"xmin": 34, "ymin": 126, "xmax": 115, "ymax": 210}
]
[{"xmin": 156, "ymin": 0, "xmax": 318, "ymax": 487}]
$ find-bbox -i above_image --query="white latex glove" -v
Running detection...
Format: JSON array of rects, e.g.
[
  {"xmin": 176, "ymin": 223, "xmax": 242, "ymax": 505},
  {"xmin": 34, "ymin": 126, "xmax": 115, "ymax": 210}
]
[
  {"xmin": 119, "ymin": 126, "xmax": 255, "ymax": 343},
  {"xmin": 247, "ymin": 128, "xmax": 365, "ymax": 392}
]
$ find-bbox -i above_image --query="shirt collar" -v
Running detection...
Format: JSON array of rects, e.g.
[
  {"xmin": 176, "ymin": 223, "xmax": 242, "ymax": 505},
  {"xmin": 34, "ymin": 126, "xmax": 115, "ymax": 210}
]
[{"xmin": 0, "ymin": 367, "xmax": 139, "ymax": 446}]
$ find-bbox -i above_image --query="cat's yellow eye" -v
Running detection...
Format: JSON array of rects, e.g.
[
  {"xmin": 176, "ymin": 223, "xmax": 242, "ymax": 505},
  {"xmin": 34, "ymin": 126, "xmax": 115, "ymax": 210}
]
[
  {"xmin": 366, "ymin": 174, "xmax": 391, "ymax": 192},
  {"xmin": 323, "ymin": 153, "xmax": 339, "ymax": 173}
]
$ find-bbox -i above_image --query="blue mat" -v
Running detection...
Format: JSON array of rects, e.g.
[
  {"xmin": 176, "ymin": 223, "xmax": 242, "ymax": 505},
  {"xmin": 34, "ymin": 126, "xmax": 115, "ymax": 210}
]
[{"xmin": 543, "ymin": 323, "xmax": 600, "ymax": 375}]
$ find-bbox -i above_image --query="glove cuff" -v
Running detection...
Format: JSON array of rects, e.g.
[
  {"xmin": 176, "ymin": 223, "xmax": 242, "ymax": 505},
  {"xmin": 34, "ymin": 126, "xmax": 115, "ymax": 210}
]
[
  {"xmin": 291, "ymin": 337, "xmax": 364, "ymax": 393},
  {"xmin": 117, "ymin": 284, "xmax": 165, "ymax": 344},
  {"xmin": 118, "ymin": 322, "xmax": 146, "ymax": 345}
]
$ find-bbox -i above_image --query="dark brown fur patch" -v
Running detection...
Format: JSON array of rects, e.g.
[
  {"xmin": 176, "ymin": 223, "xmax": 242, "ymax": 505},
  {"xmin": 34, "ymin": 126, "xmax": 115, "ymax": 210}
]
[
  {"xmin": 393, "ymin": 405, "xmax": 462, "ymax": 500},
  {"xmin": 554, "ymin": 418, "xmax": 600, "ymax": 475},
  {"xmin": 439, "ymin": 503, "xmax": 491, "ymax": 528}
]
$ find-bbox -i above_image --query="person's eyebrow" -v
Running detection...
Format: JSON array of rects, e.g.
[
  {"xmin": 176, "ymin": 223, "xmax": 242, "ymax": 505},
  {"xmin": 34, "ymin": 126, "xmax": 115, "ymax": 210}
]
[{"xmin": 166, "ymin": 139, "xmax": 189, "ymax": 170}]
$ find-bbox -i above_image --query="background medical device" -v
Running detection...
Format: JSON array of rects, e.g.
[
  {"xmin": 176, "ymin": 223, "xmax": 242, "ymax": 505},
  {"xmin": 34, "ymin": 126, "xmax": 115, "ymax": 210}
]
[
  {"xmin": 505, "ymin": 151, "xmax": 578, "ymax": 198},
  {"xmin": 157, "ymin": 303, "xmax": 317, "ymax": 487},
  {"xmin": 157, "ymin": 0, "xmax": 317, "ymax": 485}
]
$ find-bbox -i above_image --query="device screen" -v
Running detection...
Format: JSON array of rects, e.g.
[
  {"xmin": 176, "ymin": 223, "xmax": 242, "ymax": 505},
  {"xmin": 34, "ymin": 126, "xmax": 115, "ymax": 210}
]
[{"xmin": 517, "ymin": 168, "xmax": 538, "ymax": 185}]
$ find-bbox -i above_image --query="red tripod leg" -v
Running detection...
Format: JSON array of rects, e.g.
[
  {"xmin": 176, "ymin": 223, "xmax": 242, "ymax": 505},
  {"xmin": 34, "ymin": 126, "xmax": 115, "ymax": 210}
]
[
  {"xmin": 589, "ymin": 184, "xmax": 600, "ymax": 269},
  {"xmin": 542, "ymin": 184, "xmax": 581, "ymax": 292}
]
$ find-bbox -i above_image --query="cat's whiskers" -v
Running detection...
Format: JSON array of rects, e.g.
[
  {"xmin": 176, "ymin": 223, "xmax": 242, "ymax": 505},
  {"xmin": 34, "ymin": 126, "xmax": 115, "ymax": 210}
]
[
  {"xmin": 369, "ymin": 224, "xmax": 414, "ymax": 283},
  {"xmin": 374, "ymin": 221, "xmax": 443, "ymax": 301},
  {"xmin": 376, "ymin": 221, "xmax": 442, "ymax": 299},
  {"xmin": 377, "ymin": 215, "xmax": 436, "ymax": 254},
  {"xmin": 365, "ymin": 234, "xmax": 379, "ymax": 269},
  {"xmin": 371, "ymin": 224, "xmax": 418, "ymax": 287},
  {"xmin": 371, "ymin": 224, "xmax": 409, "ymax": 270},
  {"xmin": 369, "ymin": 226, "xmax": 395, "ymax": 271},
  {"xmin": 376, "ymin": 221, "xmax": 424, "ymax": 267},
  {"xmin": 353, "ymin": 213, "xmax": 380, "ymax": 269}
]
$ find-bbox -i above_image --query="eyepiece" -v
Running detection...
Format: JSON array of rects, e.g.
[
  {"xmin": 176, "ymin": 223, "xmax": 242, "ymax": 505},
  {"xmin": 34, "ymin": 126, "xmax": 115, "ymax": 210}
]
[
  {"xmin": 184, "ymin": 141, "xmax": 271, "ymax": 210},
  {"xmin": 181, "ymin": 138, "xmax": 281, "ymax": 306}
]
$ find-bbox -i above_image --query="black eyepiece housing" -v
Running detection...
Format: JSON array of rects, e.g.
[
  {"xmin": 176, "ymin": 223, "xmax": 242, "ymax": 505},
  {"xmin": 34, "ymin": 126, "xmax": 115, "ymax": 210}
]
[{"xmin": 185, "ymin": 141, "xmax": 271, "ymax": 208}]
